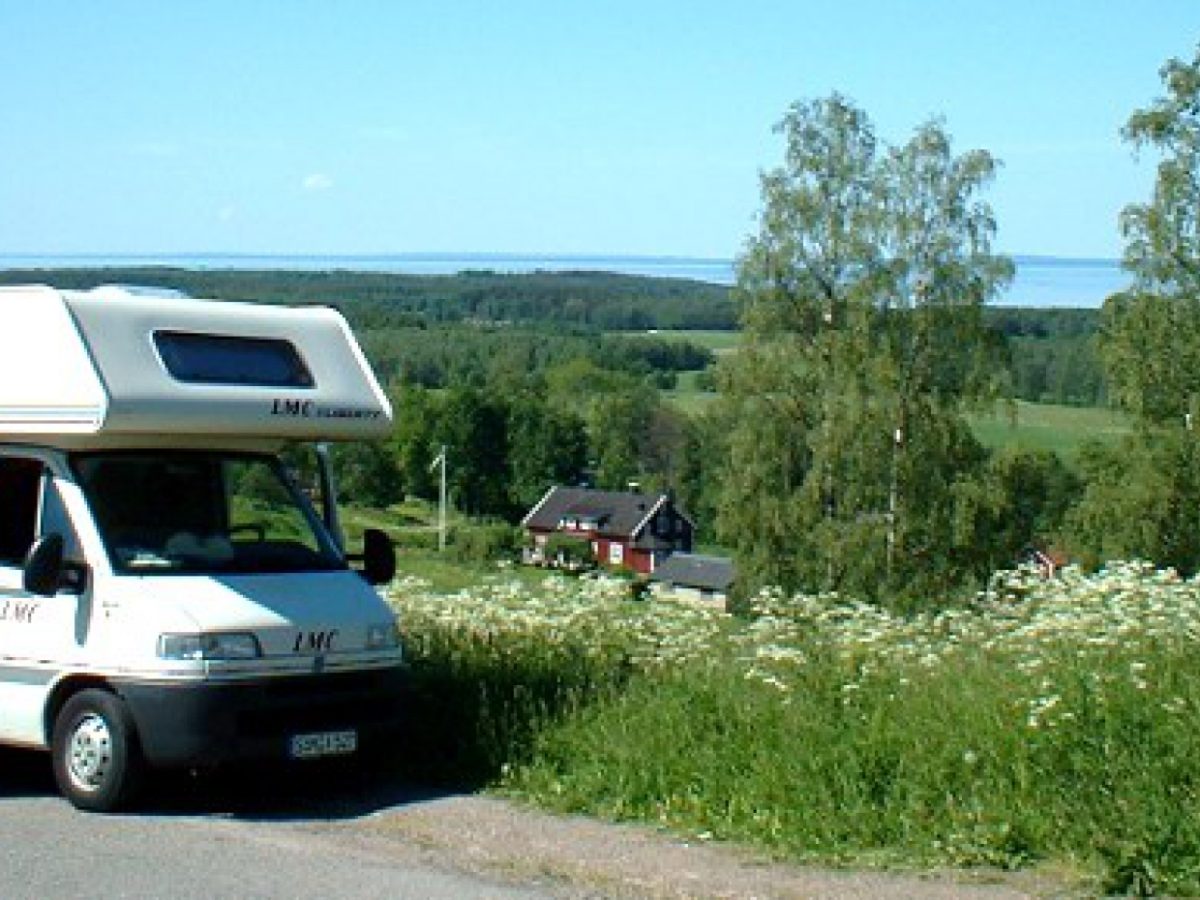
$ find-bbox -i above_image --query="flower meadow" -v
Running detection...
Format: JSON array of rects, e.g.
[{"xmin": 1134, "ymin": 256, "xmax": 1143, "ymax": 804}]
[{"xmin": 387, "ymin": 563, "xmax": 1200, "ymax": 894}]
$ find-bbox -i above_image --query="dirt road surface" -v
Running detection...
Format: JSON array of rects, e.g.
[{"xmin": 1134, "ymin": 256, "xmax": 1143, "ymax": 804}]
[{"xmin": 0, "ymin": 748, "xmax": 1074, "ymax": 899}]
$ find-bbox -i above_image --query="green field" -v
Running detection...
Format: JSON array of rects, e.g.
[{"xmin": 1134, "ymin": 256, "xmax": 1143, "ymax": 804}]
[
  {"xmin": 664, "ymin": 377, "xmax": 1129, "ymax": 458},
  {"xmin": 342, "ymin": 500, "xmax": 553, "ymax": 593},
  {"xmin": 967, "ymin": 400, "xmax": 1130, "ymax": 457},
  {"xmin": 643, "ymin": 327, "xmax": 1127, "ymax": 457},
  {"xmin": 617, "ymin": 328, "xmax": 741, "ymax": 353}
]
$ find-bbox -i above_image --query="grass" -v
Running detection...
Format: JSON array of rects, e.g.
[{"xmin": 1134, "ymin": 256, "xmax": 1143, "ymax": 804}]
[
  {"xmin": 388, "ymin": 564, "xmax": 1200, "ymax": 895},
  {"xmin": 640, "ymin": 326, "xmax": 1127, "ymax": 459},
  {"xmin": 663, "ymin": 371, "xmax": 719, "ymax": 415},
  {"xmin": 392, "ymin": 549, "xmax": 552, "ymax": 593},
  {"xmin": 614, "ymin": 329, "xmax": 741, "ymax": 353},
  {"xmin": 967, "ymin": 400, "xmax": 1131, "ymax": 458},
  {"xmin": 342, "ymin": 500, "xmax": 553, "ymax": 593},
  {"xmin": 663, "ymin": 383, "xmax": 1131, "ymax": 460}
]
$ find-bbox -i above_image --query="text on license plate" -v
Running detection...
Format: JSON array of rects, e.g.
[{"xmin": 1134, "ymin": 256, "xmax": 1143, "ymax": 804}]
[{"xmin": 289, "ymin": 730, "xmax": 358, "ymax": 759}]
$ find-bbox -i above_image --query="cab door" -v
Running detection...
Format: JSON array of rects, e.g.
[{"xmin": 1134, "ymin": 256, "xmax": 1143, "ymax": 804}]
[{"xmin": 0, "ymin": 454, "xmax": 88, "ymax": 747}]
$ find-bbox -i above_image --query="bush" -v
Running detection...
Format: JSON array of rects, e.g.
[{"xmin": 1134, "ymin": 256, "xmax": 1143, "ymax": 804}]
[
  {"xmin": 388, "ymin": 564, "xmax": 1200, "ymax": 893},
  {"xmin": 448, "ymin": 522, "xmax": 524, "ymax": 564},
  {"xmin": 539, "ymin": 533, "xmax": 596, "ymax": 571}
]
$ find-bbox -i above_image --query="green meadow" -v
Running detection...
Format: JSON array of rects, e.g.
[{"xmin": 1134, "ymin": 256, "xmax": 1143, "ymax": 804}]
[{"xmin": 967, "ymin": 400, "xmax": 1130, "ymax": 457}]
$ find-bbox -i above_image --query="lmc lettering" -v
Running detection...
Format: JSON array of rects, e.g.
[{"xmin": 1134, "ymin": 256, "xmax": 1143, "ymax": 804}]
[
  {"xmin": 271, "ymin": 399, "xmax": 315, "ymax": 418},
  {"xmin": 294, "ymin": 630, "xmax": 338, "ymax": 653}
]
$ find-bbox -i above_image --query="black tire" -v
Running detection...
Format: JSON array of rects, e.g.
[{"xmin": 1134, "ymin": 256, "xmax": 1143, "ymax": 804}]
[{"xmin": 51, "ymin": 689, "xmax": 143, "ymax": 812}]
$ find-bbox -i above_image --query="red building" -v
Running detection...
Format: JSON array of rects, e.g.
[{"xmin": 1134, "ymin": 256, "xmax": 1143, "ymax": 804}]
[{"xmin": 521, "ymin": 486, "xmax": 694, "ymax": 575}]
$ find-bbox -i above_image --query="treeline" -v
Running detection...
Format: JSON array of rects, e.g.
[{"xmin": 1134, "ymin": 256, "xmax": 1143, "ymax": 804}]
[
  {"xmin": 0, "ymin": 266, "xmax": 736, "ymax": 330},
  {"xmin": 332, "ymin": 375, "xmax": 697, "ymax": 524},
  {"xmin": 988, "ymin": 307, "xmax": 1106, "ymax": 405},
  {"xmin": 0, "ymin": 267, "xmax": 1113, "ymax": 406},
  {"xmin": 359, "ymin": 324, "xmax": 712, "ymax": 389}
]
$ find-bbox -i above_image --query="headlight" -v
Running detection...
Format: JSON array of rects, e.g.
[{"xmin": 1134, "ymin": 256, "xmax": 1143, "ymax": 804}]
[
  {"xmin": 365, "ymin": 621, "xmax": 401, "ymax": 651},
  {"xmin": 159, "ymin": 632, "xmax": 262, "ymax": 660}
]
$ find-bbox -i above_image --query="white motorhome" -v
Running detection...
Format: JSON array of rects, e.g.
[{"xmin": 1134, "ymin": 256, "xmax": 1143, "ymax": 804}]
[{"xmin": 0, "ymin": 284, "xmax": 403, "ymax": 811}]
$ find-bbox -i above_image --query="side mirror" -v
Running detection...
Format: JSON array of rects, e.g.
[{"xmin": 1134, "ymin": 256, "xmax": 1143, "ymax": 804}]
[
  {"xmin": 24, "ymin": 533, "xmax": 65, "ymax": 597},
  {"xmin": 357, "ymin": 528, "xmax": 396, "ymax": 586}
]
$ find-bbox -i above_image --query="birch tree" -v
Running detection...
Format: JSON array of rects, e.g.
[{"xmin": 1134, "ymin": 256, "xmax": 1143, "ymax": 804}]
[
  {"xmin": 719, "ymin": 95, "xmax": 1011, "ymax": 604},
  {"xmin": 1068, "ymin": 46, "xmax": 1200, "ymax": 574},
  {"xmin": 1102, "ymin": 45, "xmax": 1200, "ymax": 425}
]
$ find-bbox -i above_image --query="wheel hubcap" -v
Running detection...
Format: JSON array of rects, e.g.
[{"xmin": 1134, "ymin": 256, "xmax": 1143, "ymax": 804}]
[{"xmin": 67, "ymin": 714, "xmax": 112, "ymax": 791}]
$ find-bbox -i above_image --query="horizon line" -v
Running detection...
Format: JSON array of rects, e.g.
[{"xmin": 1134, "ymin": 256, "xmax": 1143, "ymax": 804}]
[{"xmin": 0, "ymin": 250, "xmax": 1123, "ymax": 267}]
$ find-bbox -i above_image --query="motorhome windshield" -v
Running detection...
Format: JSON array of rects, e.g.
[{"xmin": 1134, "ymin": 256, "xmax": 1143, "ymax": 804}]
[{"xmin": 72, "ymin": 452, "xmax": 344, "ymax": 575}]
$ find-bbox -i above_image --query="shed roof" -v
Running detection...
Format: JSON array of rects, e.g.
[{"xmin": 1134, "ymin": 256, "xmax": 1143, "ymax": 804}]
[{"xmin": 650, "ymin": 553, "xmax": 736, "ymax": 592}]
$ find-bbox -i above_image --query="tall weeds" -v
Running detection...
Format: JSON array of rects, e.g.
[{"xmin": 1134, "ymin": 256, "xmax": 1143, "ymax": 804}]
[{"xmin": 390, "ymin": 563, "xmax": 1200, "ymax": 894}]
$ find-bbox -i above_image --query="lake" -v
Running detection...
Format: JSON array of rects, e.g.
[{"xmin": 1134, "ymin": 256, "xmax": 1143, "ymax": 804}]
[{"xmin": 0, "ymin": 252, "xmax": 1129, "ymax": 309}]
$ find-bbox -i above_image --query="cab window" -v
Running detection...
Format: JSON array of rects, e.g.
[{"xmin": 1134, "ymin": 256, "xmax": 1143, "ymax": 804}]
[{"xmin": 0, "ymin": 457, "xmax": 44, "ymax": 565}]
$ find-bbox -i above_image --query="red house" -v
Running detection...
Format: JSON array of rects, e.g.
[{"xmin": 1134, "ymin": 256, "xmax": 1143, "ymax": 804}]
[{"xmin": 521, "ymin": 486, "xmax": 694, "ymax": 575}]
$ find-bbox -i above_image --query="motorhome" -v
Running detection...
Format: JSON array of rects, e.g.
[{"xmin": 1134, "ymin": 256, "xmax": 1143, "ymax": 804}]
[{"xmin": 0, "ymin": 284, "xmax": 403, "ymax": 811}]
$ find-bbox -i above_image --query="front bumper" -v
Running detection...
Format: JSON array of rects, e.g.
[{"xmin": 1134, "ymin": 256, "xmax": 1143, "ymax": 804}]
[{"xmin": 113, "ymin": 666, "xmax": 407, "ymax": 767}]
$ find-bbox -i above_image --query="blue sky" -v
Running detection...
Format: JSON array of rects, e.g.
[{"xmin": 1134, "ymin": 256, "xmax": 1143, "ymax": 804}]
[{"xmin": 0, "ymin": 2, "xmax": 1196, "ymax": 259}]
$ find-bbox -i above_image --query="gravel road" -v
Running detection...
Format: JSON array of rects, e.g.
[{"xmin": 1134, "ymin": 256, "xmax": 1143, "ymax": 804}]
[{"xmin": 0, "ymin": 747, "xmax": 1065, "ymax": 899}]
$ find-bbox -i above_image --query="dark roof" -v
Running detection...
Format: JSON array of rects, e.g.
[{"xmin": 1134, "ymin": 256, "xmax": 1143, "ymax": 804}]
[
  {"xmin": 522, "ymin": 486, "xmax": 672, "ymax": 539},
  {"xmin": 650, "ymin": 553, "xmax": 736, "ymax": 592}
]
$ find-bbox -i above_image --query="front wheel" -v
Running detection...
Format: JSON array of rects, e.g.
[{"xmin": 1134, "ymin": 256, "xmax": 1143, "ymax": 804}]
[{"xmin": 51, "ymin": 689, "xmax": 143, "ymax": 812}]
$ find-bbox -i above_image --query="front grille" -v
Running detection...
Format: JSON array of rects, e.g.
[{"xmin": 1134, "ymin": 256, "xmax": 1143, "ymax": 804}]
[{"xmin": 232, "ymin": 669, "xmax": 404, "ymax": 738}]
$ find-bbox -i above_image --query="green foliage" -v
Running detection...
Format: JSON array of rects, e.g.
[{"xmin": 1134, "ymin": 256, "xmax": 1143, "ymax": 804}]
[
  {"xmin": 955, "ymin": 447, "xmax": 1080, "ymax": 576},
  {"xmin": 391, "ymin": 386, "xmax": 439, "ymax": 499},
  {"xmin": 361, "ymin": 324, "xmax": 714, "ymax": 390},
  {"xmin": 540, "ymin": 533, "xmax": 596, "ymax": 569},
  {"xmin": 435, "ymin": 387, "xmax": 512, "ymax": 517},
  {"xmin": 1007, "ymin": 334, "xmax": 1105, "ymax": 406},
  {"xmin": 447, "ymin": 522, "xmax": 524, "ymax": 564},
  {"xmin": 506, "ymin": 393, "xmax": 588, "ymax": 511},
  {"xmin": 1101, "ymin": 291, "xmax": 1200, "ymax": 425},
  {"xmin": 1120, "ymin": 44, "xmax": 1200, "ymax": 302},
  {"xmin": 1103, "ymin": 44, "xmax": 1200, "ymax": 425},
  {"xmin": 589, "ymin": 386, "xmax": 661, "ymax": 490},
  {"xmin": 392, "ymin": 565, "xmax": 1200, "ymax": 894},
  {"xmin": 390, "ymin": 384, "xmax": 591, "ymax": 521},
  {"xmin": 0, "ymin": 267, "xmax": 735, "ymax": 331},
  {"xmin": 330, "ymin": 441, "xmax": 403, "ymax": 508},
  {"xmin": 1064, "ymin": 429, "xmax": 1200, "ymax": 573},
  {"xmin": 721, "ymin": 95, "xmax": 1012, "ymax": 604},
  {"xmin": 987, "ymin": 307, "xmax": 1104, "ymax": 407},
  {"xmin": 1069, "ymin": 45, "xmax": 1200, "ymax": 579}
]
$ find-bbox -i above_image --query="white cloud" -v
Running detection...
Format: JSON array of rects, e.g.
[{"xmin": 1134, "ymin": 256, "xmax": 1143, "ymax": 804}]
[{"xmin": 302, "ymin": 173, "xmax": 334, "ymax": 192}]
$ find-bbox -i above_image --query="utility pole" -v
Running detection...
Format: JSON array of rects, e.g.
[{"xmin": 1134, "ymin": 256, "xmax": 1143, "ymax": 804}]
[{"xmin": 429, "ymin": 445, "xmax": 448, "ymax": 552}]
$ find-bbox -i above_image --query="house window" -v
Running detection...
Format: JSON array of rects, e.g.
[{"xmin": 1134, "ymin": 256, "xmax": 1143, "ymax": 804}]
[{"xmin": 609, "ymin": 543, "xmax": 624, "ymax": 566}]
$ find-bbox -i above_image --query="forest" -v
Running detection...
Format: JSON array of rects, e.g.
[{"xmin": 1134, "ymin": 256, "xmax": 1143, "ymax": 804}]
[{"xmin": 0, "ymin": 265, "xmax": 1104, "ymax": 403}]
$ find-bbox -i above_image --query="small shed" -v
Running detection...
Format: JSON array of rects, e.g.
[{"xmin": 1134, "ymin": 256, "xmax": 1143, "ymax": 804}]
[{"xmin": 649, "ymin": 553, "xmax": 736, "ymax": 608}]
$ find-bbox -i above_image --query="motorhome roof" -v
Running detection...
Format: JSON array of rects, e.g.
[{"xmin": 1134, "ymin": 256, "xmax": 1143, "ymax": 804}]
[
  {"xmin": 85, "ymin": 284, "xmax": 191, "ymax": 300},
  {"xmin": 0, "ymin": 284, "xmax": 392, "ymax": 448}
]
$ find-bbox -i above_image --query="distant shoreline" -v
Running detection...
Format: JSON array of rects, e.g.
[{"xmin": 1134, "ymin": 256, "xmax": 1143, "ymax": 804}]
[{"xmin": 0, "ymin": 252, "xmax": 1128, "ymax": 308}]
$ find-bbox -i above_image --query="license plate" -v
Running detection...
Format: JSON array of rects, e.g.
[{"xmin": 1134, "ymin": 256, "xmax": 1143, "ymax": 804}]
[{"xmin": 288, "ymin": 729, "xmax": 358, "ymax": 759}]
